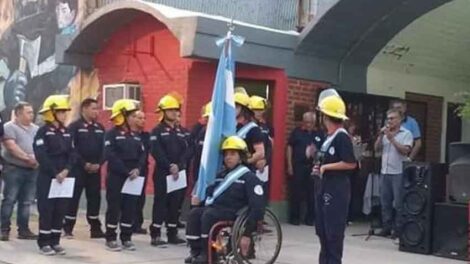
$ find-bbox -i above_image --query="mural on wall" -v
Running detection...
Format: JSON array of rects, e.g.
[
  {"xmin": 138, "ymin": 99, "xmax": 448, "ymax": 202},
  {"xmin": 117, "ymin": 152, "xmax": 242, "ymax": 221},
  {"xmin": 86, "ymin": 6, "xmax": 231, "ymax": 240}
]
[{"xmin": 0, "ymin": 0, "xmax": 95, "ymax": 120}]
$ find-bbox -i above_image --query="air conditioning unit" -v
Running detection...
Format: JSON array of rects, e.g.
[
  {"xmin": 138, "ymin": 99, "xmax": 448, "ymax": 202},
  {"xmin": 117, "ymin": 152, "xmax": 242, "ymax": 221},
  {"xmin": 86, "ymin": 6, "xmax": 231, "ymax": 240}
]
[{"xmin": 102, "ymin": 83, "xmax": 141, "ymax": 110}]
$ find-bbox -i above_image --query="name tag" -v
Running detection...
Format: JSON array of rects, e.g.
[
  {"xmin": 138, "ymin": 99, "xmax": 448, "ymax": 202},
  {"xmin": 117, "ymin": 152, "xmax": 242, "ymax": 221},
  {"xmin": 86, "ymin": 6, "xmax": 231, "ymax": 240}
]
[
  {"xmin": 160, "ymin": 132, "xmax": 170, "ymax": 136},
  {"xmin": 116, "ymin": 136, "xmax": 126, "ymax": 140},
  {"xmin": 177, "ymin": 133, "xmax": 185, "ymax": 138},
  {"xmin": 133, "ymin": 137, "xmax": 141, "ymax": 141},
  {"xmin": 46, "ymin": 132, "xmax": 55, "ymax": 136},
  {"xmin": 235, "ymin": 180, "xmax": 245, "ymax": 184},
  {"xmin": 95, "ymin": 130, "xmax": 104, "ymax": 134},
  {"xmin": 63, "ymin": 134, "xmax": 71, "ymax": 137},
  {"xmin": 150, "ymin": 136, "xmax": 157, "ymax": 141},
  {"xmin": 105, "ymin": 140, "xmax": 111, "ymax": 146},
  {"xmin": 78, "ymin": 129, "xmax": 88, "ymax": 133}
]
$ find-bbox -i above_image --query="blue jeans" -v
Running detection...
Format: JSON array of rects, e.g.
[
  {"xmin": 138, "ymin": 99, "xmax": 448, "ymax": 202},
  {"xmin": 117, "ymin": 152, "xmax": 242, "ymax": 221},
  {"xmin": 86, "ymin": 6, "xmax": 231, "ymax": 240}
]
[
  {"xmin": 0, "ymin": 164, "xmax": 37, "ymax": 232},
  {"xmin": 380, "ymin": 173, "xmax": 403, "ymax": 233}
]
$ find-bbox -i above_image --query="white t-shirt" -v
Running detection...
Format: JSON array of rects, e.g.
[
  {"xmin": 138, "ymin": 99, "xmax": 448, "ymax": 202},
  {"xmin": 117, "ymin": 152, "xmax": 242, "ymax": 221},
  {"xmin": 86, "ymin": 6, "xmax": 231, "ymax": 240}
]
[{"xmin": 381, "ymin": 127, "xmax": 413, "ymax": 175}]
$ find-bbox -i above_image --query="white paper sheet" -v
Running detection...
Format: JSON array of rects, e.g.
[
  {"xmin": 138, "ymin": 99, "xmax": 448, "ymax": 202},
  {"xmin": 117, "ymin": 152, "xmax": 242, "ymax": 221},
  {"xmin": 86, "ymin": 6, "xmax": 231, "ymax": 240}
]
[
  {"xmin": 121, "ymin": 176, "xmax": 145, "ymax": 196},
  {"xmin": 256, "ymin": 166, "xmax": 269, "ymax": 183},
  {"xmin": 166, "ymin": 170, "xmax": 187, "ymax": 193},
  {"xmin": 48, "ymin": 178, "xmax": 75, "ymax": 199}
]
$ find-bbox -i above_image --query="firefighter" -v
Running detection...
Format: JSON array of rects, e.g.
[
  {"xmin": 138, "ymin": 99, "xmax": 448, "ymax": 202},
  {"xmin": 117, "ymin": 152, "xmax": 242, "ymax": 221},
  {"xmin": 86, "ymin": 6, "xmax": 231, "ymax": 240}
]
[
  {"xmin": 248, "ymin": 95, "xmax": 273, "ymax": 194},
  {"xmin": 63, "ymin": 98, "xmax": 105, "ymax": 239},
  {"xmin": 104, "ymin": 99, "xmax": 146, "ymax": 251},
  {"xmin": 312, "ymin": 90, "xmax": 357, "ymax": 264},
  {"xmin": 185, "ymin": 136, "xmax": 266, "ymax": 264},
  {"xmin": 149, "ymin": 94, "xmax": 189, "ymax": 246},
  {"xmin": 133, "ymin": 110, "xmax": 150, "ymax": 235},
  {"xmin": 234, "ymin": 92, "xmax": 265, "ymax": 172},
  {"xmin": 33, "ymin": 95, "xmax": 73, "ymax": 255},
  {"xmin": 190, "ymin": 102, "xmax": 211, "ymax": 186}
]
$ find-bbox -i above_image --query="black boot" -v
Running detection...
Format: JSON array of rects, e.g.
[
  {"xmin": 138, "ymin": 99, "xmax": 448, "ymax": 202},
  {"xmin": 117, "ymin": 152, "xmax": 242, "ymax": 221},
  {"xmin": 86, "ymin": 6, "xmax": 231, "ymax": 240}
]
[
  {"xmin": 192, "ymin": 252, "xmax": 208, "ymax": 264},
  {"xmin": 90, "ymin": 228, "xmax": 105, "ymax": 239}
]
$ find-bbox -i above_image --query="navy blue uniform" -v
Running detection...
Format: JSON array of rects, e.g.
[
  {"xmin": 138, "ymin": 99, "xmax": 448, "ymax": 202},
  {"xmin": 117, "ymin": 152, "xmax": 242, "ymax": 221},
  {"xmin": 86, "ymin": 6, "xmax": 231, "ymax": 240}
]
[
  {"xmin": 288, "ymin": 127, "xmax": 325, "ymax": 224},
  {"xmin": 34, "ymin": 123, "xmax": 74, "ymax": 248},
  {"xmin": 149, "ymin": 122, "xmax": 191, "ymax": 239},
  {"xmin": 314, "ymin": 132, "xmax": 355, "ymax": 264},
  {"xmin": 190, "ymin": 122, "xmax": 206, "ymax": 184},
  {"xmin": 64, "ymin": 118, "xmax": 105, "ymax": 234},
  {"xmin": 104, "ymin": 127, "xmax": 146, "ymax": 243},
  {"xmin": 258, "ymin": 122, "xmax": 274, "ymax": 165},
  {"xmin": 134, "ymin": 131, "xmax": 150, "ymax": 231},
  {"xmin": 236, "ymin": 123, "xmax": 265, "ymax": 172},
  {"xmin": 186, "ymin": 165, "xmax": 266, "ymax": 255}
]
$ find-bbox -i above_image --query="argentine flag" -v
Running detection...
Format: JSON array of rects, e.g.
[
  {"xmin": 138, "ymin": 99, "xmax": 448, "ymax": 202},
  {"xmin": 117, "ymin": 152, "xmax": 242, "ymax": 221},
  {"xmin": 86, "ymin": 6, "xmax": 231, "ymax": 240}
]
[{"xmin": 195, "ymin": 31, "xmax": 244, "ymax": 200}]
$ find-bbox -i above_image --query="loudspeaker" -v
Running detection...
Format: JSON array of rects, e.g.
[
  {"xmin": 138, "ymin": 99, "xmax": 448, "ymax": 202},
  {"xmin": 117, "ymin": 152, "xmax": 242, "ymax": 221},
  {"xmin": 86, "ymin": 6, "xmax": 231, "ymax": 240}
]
[
  {"xmin": 399, "ymin": 162, "xmax": 447, "ymax": 255},
  {"xmin": 432, "ymin": 203, "xmax": 468, "ymax": 261},
  {"xmin": 449, "ymin": 142, "xmax": 470, "ymax": 203}
]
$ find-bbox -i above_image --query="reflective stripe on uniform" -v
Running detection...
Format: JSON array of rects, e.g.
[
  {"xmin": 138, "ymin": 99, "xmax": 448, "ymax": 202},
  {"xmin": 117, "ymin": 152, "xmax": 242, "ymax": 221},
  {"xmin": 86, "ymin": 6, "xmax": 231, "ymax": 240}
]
[
  {"xmin": 167, "ymin": 223, "xmax": 177, "ymax": 228},
  {"xmin": 201, "ymin": 234, "xmax": 208, "ymax": 238},
  {"xmin": 107, "ymin": 224, "xmax": 117, "ymax": 229},
  {"xmin": 152, "ymin": 224, "xmax": 162, "ymax": 228},
  {"xmin": 65, "ymin": 215, "xmax": 76, "ymax": 220},
  {"xmin": 186, "ymin": 235, "xmax": 200, "ymax": 240},
  {"xmin": 51, "ymin": 229, "xmax": 62, "ymax": 233},
  {"xmin": 87, "ymin": 215, "xmax": 99, "ymax": 220},
  {"xmin": 39, "ymin": 230, "xmax": 51, "ymax": 234},
  {"xmin": 120, "ymin": 223, "xmax": 132, "ymax": 228}
]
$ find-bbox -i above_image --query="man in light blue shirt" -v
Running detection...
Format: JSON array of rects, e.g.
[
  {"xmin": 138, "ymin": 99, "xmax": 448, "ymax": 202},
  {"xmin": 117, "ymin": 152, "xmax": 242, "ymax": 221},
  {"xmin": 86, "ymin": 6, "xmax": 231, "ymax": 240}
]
[{"xmin": 391, "ymin": 100, "xmax": 422, "ymax": 160}]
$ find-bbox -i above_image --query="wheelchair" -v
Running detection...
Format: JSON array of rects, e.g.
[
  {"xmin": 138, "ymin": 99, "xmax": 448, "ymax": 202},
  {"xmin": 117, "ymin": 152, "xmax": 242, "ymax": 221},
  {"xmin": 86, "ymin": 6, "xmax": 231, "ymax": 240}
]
[{"xmin": 207, "ymin": 207, "xmax": 282, "ymax": 264}]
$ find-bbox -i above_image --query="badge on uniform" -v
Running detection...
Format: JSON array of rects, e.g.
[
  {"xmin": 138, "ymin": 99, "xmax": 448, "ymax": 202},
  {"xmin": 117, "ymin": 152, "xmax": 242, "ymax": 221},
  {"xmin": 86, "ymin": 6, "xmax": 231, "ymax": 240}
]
[
  {"xmin": 315, "ymin": 136, "xmax": 321, "ymax": 142},
  {"xmin": 329, "ymin": 147, "xmax": 335, "ymax": 155},
  {"xmin": 254, "ymin": 185, "xmax": 264, "ymax": 196}
]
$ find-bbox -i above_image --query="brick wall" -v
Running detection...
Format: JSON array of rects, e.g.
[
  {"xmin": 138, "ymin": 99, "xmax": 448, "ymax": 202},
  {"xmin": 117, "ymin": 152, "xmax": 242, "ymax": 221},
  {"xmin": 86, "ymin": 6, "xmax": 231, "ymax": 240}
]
[
  {"xmin": 286, "ymin": 78, "xmax": 328, "ymax": 139},
  {"xmin": 406, "ymin": 92, "xmax": 443, "ymax": 162}
]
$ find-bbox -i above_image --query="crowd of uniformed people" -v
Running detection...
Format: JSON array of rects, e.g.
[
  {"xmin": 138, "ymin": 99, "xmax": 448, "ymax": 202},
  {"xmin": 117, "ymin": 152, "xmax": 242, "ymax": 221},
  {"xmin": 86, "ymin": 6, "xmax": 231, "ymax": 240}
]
[{"xmin": 0, "ymin": 86, "xmax": 356, "ymax": 264}]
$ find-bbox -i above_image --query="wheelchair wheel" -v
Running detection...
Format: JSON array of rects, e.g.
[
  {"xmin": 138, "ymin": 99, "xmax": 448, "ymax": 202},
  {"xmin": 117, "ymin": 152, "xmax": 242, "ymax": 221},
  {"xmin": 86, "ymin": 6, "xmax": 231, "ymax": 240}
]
[{"xmin": 230, "ymin": 208, "xmax": 282, "ymax": 264}]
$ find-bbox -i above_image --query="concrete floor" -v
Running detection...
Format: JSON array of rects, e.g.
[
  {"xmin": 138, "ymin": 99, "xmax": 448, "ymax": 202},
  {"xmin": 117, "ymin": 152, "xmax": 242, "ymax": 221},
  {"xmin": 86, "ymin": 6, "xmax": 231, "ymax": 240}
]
[{"xmin": 0, "ymin": 214, "xmax": 463, "ymax": 264}]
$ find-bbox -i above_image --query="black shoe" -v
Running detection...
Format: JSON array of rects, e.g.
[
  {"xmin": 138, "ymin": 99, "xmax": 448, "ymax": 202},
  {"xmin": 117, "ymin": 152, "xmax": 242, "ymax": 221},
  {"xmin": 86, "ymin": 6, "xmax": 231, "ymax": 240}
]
[
  {"xmin": 167, "ymin": 234, "xmax": 186, "ymax": 245},
  {"xmin": 289, "ymin": 219, "xmax": 300, "ymax": 226},
  {"xmin": 122, "ymin": 241, "xmax": 136, "ymax": 251},
  {"xmin": 192, "ymin": 253, "xmax": 208, "ymax": 264},
  {"xmin": 133, "ymin": 227, "xmax": 148, "ymax": 235},
  {"xmin": 378, "ymin": 229, "xmax": 392, "ymax": 237},
  {"xmin": 39, "ymin": 246, "xmax": 56, "ymax": 256},
  {"xmin": 18, "ymin": 229, "xmax": 38, "ymax": 240},
  {"xmin": 0, "ymin": 231, "xmax": 9, "ymax": 241},
  {"xmin": 184, "ymin": 254, "xmax": 198, "ymax": 264},
  {"xmin": 151, "ymin": 236, "xmax": 168, "ymax": 247},
  {"xmin": 63, "ymin": 231, "xmax": 74, "ymax": 239},
  {"xmin": 90, "ymin": 229, "xmax": 105, "ymax": 239},
  {"xmin": 51, "ymin": 245, "xmax": 66, "ymax": 255},
  {"xmin": 177, "ymin": 221, "xmax": 186, "ymax": 229}
]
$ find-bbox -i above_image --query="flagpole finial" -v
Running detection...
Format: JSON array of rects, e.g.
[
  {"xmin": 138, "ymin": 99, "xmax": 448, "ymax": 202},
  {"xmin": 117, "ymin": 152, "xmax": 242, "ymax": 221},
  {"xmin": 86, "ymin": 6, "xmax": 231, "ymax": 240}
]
[{"xmin": 228, "ymin": 17, "xmax": 235, "ymax": 32}]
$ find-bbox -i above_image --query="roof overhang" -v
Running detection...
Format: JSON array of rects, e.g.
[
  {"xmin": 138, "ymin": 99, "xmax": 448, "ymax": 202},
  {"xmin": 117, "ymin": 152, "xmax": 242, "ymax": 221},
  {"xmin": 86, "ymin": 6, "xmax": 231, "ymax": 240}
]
[{"xmin": 57, "ymin": 0, "xmax": 299, "ymax": 71}]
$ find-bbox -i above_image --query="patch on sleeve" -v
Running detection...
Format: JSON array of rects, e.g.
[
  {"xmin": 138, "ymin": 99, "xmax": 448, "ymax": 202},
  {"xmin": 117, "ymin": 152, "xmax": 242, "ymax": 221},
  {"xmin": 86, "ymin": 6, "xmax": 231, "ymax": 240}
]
[
  {"xmin": 35, "ymin": 139, "xmax": 44, "ymax": 146},
  {"xmin": 150, "ymin": 136, "xmax": 157, "ymax": 141},
  {"xmin": 104, "ymin": 140, "xmax": 111, "ymax": 146},
  {"xmin": 254, "ymin": 185, "xmax": 264, "ymax": 196}
]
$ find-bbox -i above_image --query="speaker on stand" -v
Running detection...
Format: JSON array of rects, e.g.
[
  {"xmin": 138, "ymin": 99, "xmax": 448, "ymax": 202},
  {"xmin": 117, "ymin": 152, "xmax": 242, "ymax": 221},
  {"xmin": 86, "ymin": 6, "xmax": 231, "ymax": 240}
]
[{"xmin": 399, "ymin": 162, "xmax": 447, "ymax": 255}]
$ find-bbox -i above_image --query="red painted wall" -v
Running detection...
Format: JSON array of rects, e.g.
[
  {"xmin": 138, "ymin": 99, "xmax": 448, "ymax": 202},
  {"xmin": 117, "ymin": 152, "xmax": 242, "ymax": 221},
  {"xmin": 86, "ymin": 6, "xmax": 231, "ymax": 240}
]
[{"xmin": 93, "ymin": 14, "xmax": 288, "ymax": 201}]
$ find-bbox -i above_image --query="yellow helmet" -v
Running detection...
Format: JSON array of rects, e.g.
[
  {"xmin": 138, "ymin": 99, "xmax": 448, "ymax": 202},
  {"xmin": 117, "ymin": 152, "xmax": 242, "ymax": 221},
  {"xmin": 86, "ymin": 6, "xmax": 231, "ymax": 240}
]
[
  {"xmin": 234, "ymin": 92, "xmax": 250, "ymax": 108},
  {"xmin": 156, "ymin": 94, "xmax": 181, "ymax": 112},
  {"xmin": 39, "ymin": 95, "xmax": 71, "ymax": 114},
  {"xmin": 221, "ymin": 136, "xmax": 248, "ymax": 153},
  {"xmin": 39, "ymin": 95, "xmax": 71, "ymax": 122},
  {"xmin": 202, "ymin": 102, "xmax": 212, "ymax": 118},
  {"xmin": 317, "ymin": 95, "xmax": 349, "ymax": 120},
  {"xmin": 110, "ymin": 99, "xmax": 140, "ymax": 126},
  {"xmin": 248, "ymin": 95, "xmax": 267, "ymax": 110}
]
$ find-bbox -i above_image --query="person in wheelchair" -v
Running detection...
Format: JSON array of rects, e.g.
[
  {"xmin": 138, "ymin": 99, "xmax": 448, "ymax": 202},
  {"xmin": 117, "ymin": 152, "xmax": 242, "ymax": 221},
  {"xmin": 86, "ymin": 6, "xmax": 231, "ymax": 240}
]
[{"xmin": 185, "ymin": 136, "xmax": 266, "ymax": 264}]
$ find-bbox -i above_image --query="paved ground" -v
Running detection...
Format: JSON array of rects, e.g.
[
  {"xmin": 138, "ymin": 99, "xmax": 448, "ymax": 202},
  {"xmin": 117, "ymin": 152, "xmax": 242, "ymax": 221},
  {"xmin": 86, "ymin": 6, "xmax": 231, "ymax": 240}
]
[{"xmin": 0, "ymin": 213, "xmax": 463, "ymax": 264}]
